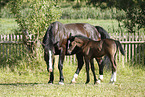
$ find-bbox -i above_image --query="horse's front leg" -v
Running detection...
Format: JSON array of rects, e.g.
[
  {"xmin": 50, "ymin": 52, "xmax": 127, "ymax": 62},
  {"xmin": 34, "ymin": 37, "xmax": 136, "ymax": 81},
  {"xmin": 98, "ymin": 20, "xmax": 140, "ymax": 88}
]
[
  {"xmin": 71, "ymin": 53, "xmax": 84, "ymax": 83},
  {"xmin": 84, "ymin": 57, "xmax": 90, "ymax": 84},
  {"xmin": 44, "ymin": 52, "xmax": 54, "ymax": 84},
  {"xmin": 96, "ymin": 58, "xmax": 104, "ymax": 83},
  {"xmin": 58, "ymin": 47, "xmax": 66, "ymax": 85},
  {"xmin": 90, "ymin": 59, "xmax": 97, "ymax": 84}
]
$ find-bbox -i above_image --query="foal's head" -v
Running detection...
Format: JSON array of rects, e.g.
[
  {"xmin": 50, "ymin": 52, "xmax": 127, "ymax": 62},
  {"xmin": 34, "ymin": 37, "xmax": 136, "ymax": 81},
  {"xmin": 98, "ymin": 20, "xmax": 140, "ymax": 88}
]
[{"xmin": 67, "ymin": 35, "xmax": 88, "ymax": 54}]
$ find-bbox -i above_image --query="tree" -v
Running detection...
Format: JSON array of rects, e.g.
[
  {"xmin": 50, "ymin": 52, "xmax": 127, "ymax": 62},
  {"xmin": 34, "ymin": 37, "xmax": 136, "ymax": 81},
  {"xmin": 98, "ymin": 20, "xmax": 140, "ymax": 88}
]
[
  {"xmin": 10, "ymin": 0, "xmax": 62, "ymax": 55},
  {"xmin": 87, "ymin": 0, "xmax": 145, "ymax": 33}
]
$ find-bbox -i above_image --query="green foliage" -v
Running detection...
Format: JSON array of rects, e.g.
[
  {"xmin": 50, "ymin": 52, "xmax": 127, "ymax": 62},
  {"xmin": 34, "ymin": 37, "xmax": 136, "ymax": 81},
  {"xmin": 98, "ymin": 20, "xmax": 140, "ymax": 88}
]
[
  {"xmin": 87, "ymin": 0, "xmax": 145, "ymax": 33},
  {"xmin": 61, "ymin": 7, "xmax": 125, "ymax": 20},
  {"xmin": 0, "ymin": 0, "xmax": 10, "ymax": 8},
  {"xmin": 0, "ymin": 6, "xmax": 14, "ymax": 18},
  {"xmin": 10, "ymin": 0, "xmax": 62, "ymax": 38}
]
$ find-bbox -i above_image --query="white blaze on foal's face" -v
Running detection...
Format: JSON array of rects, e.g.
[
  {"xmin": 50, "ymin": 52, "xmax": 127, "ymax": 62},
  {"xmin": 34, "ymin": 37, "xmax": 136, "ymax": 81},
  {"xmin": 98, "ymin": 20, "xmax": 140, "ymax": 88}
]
[
  {"xmin": 49, "ymin": 50, "xmax": 53, "ymax": 72},
  {"xmin": 67, "ymin": 39, "xmax": 70, "ymax": 50}
]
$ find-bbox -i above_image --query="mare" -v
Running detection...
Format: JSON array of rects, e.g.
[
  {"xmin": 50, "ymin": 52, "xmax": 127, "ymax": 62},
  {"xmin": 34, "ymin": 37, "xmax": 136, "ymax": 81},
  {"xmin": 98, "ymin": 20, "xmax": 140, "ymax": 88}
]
[
  {"xmin": 42, "ymin": 21, "xmax": 110, "ymax": 85},
  {"xmin": 67, "ymin": 35, "xmax": 125, "ymax": 84}
]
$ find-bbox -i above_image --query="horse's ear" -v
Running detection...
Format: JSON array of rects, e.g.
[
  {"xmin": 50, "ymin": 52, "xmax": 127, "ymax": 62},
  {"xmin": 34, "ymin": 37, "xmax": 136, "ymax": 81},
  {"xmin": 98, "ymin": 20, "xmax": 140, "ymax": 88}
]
[{"xmin": 69, "ymin": 33, "xmax": 72, "ymax": 38}]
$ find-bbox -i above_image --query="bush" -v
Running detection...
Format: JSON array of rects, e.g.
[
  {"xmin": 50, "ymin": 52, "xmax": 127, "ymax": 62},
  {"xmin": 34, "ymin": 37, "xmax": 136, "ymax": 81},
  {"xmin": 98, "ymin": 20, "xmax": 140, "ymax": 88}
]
[
  {"xmin": 10, "ymin": 0, "xmax": 62, "ymax": 38},
  {"xmin": 0, "ymin": 6, "xmax": 14, "ymax": 18},
  {"xmin": 8, "ymin": 0, "xmax": 62, "ymax": 55}
]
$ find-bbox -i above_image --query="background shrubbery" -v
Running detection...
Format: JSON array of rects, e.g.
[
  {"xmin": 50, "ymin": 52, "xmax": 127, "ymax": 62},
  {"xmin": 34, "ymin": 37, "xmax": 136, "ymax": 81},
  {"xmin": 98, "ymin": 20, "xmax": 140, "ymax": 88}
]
[
  {"xmin": 1, "ymin": 0, "xmax": 144, "ymax": 33},
  {"xmin": 61, "ymin": 7, "xmax": 126, "ymax": 20},
  {"xmin": 10, "ymin": 0, "xmax": 62, "ymax": 38},
  {"xmin": 1, "ymin": 2, "xmax": 126, "ymax": 20}
]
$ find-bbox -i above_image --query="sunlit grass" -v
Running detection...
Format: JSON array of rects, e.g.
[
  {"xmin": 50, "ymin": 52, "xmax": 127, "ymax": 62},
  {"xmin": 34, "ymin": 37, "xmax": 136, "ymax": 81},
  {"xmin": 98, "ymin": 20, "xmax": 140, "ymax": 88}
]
[
  {"xmin": 0, "ymin": 60, "xmax": 145, "ymax": 96},
  {"xmin": 0, "ymin": 18, "xmax": 123, "ymax": 35},
  {"xmin": 0, "ymin": 18, "xmax": 19, "ymax": 34}
]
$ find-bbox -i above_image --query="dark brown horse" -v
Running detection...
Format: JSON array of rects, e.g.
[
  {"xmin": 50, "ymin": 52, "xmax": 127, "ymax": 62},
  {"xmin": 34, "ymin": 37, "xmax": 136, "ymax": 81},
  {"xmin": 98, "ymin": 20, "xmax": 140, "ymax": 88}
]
[
  {"xmin": 42, "ymin": 21, "xmax": 110, "ymax": 85},
  {"xmin": 67, "ymin": 35, "xmax": 125, "ymax": 84}
]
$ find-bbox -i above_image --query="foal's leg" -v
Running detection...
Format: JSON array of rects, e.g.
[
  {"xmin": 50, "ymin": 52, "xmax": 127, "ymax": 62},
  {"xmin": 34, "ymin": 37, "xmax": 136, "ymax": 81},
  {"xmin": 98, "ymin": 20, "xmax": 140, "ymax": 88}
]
[
  {"xmin": 84, "ymin": 57, "xmax": 90, "ymax": 84},
  {"xmin": 96, "ymin": 58, "xmax": 105, "ymax": 83},
  {"xmin": 109, "ymin": 56, "xmax": 117, "ymax": 84},
  {"xmin": 90, "ymin": 59, "xmax": 97, "ymax": 84},
  {"xmin": 71, "ymin": 53, "xmax": 84, "ymax": 83}
]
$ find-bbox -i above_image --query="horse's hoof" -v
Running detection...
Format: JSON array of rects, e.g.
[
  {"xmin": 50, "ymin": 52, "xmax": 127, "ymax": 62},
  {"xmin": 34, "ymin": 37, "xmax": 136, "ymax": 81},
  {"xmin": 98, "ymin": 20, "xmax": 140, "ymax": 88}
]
[
  {"xmin": 59, "ymin": 82, "xmax": 64, "ymax": 85},
  {"xmin": 48, "ymin": 82, "xmax": 53, "ymax": 85},
  {"xmin": 100, "ymin": 79, "xmax": 103, "ymax": 82},
  {"xmin": 71, "ymin": 80, "xmax": 76, "ymax": 84},
  {"xmin": 109, "ymin": 81, "xmax": 115, "ymax": 85},
  {"xmin": 48, "ymin": 81, "xmax": 53, "ymax": 84},
  {"xmin": 85, "ymin": 81, "xmax": 89, "ymax": 84},
  {"xmin": 96, "ymin": 80, "xmax": 101, "ymax": 84}
]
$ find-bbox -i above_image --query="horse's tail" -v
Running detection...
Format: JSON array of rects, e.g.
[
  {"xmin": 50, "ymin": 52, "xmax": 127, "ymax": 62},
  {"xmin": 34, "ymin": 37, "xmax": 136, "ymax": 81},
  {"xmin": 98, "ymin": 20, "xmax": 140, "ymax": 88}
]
[
  {"xmin": 95, "ymin": 26, "xmax": 110, "ymax": 39},
  {"xmin": 115, "ymin": 40, "xmax": 125, "ymax": 56}
]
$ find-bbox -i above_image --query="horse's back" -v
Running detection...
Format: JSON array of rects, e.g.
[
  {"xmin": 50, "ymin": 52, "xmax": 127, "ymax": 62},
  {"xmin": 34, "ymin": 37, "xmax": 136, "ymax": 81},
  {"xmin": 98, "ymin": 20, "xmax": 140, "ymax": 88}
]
[{"xmin": 64, "ymin": 23, "xmax": 100, "ymax": 40}]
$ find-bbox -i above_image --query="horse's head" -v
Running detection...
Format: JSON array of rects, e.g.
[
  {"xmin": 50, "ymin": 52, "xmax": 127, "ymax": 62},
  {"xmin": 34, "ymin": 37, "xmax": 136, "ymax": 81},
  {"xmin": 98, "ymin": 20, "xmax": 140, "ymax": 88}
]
[{"xmin": 67, "ymin": 35, "xmax": 84, "ymax": 54}]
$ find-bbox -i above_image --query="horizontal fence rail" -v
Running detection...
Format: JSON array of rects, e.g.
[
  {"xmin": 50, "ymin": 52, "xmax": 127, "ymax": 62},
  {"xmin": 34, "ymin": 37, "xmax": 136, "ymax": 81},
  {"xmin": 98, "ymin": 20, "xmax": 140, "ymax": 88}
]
[{"xmin": 0, "ymin": 32, "xmax": 145, "ymax": 65}]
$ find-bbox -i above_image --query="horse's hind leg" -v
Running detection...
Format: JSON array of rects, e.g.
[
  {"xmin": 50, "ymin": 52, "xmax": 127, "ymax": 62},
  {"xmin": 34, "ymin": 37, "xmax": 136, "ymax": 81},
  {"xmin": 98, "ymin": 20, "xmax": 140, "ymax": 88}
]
[
  {"xmin": 96, "ymin": 58, "xmax": 104, "ymax": 83},
  {"xmin": 84, "ymin": 57, "xmax": 90, "ymax": 84},
  {"xmin": 90, "ymin": 59, "xmax": 97, "ymax": 84},
  {"xmin": 71, "ymin": 53, "xmax": 84, "ymax": 83}
]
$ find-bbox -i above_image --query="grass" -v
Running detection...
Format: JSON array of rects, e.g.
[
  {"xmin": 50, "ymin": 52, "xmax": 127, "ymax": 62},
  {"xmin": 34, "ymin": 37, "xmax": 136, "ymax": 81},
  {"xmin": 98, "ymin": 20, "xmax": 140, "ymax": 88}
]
[
  {"xmin": 0, "ymin": 18, "xmax": 122, "ymax": 34},
  {"xmin": 0, "ymin": 60, "xmax": 145, "ymax": 97},
  {"xmin": 0, "ymin": 18, "xmax": 19, "ymax": 34}
]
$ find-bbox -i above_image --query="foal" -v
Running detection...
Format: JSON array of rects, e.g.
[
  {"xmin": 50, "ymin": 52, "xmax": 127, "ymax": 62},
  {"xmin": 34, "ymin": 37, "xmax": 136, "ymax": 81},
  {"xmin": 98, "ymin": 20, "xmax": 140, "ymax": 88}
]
[{"xmin": 67, "ymin": 35, "xmax": 125, "ymax": 84}]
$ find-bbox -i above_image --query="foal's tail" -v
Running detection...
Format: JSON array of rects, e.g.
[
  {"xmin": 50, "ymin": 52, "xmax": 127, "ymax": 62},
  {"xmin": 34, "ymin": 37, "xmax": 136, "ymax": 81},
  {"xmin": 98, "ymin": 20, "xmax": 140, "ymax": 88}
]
[{"xmin": 115, "ymin": 40, "xmax": 125, "ymax": 56}]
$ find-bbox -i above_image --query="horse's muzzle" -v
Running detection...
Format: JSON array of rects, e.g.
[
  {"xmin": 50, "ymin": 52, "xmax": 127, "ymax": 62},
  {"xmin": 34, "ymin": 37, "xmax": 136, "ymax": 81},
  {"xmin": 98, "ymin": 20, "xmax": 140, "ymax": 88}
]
[
  {"xmin": 49, "ymin": 68, "xmax": 53, "ymax": 72},
  {"xmin": 67, "ymin": 50, "xmax": 72, "ymax": 54}
]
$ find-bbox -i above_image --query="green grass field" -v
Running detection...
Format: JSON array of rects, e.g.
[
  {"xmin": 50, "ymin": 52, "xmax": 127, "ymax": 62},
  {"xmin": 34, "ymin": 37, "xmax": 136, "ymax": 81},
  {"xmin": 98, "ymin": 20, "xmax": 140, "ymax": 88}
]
[
  {"xmin": 0, "ymin": 18, "xmax": 145, "ymax": 97},
  {"xmin": 0, "ymin": 61, "xmax": 145, "ymax": 97},
  {"xmin": 0, "ymin": 18, "xmax": 121, "ymax": 34}
]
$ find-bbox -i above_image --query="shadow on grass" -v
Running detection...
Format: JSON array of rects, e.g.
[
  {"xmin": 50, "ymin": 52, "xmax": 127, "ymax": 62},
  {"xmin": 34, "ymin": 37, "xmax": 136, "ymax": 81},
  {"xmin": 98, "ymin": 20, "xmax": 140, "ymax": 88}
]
[
  {"xmin": 0, "ymin": 83, "xmax": 46, "ymax": 86},
  {"xmin": 0, "ymin": 82, "xmax": 97, "ymax": 86}
]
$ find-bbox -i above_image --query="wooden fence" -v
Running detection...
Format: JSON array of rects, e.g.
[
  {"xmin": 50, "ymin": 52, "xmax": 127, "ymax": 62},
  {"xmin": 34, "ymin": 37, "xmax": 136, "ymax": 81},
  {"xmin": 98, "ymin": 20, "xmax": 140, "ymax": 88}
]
[
  {"xmin": 109, "ymin": 32, "xmax": 144, "ymax": 65},
  {"xmin": 0, "ymin": 32, "xmax": 145, "ymax": 65},
  {"xmin": 0, "ymin": 34, "xmax": 25, "ymax": 60}
]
